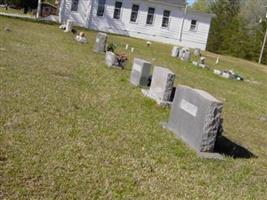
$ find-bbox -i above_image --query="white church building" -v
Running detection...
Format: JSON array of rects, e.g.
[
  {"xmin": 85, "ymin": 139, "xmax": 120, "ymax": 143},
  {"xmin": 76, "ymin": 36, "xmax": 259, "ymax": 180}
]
[{"xmin": 59, "ymin": 0, "xmax": 214, "ymax": 50}]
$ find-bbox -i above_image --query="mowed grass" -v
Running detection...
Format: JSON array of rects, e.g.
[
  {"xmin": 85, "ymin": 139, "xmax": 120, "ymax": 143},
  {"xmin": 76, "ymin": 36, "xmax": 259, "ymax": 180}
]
[{"xmin": 0, "ymin": 17, "xmax": 267, "ymax": 199}]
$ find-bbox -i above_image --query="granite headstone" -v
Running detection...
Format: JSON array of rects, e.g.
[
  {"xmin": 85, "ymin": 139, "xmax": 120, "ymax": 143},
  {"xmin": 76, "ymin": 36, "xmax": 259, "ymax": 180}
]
[
  {"xmin": 130, "ymin": 58, "xmax": 152, "ymax": 87},
  {"xmin": 94, "ymin": 32, "xmax": 108, "ymax": 53},
  {"xmin": 142, "ymin": 66, "xmax": 175, "ymax": 105},
  {"xmin": 165, "ymin": 85, "xmax": 224, "ymax": 154}
]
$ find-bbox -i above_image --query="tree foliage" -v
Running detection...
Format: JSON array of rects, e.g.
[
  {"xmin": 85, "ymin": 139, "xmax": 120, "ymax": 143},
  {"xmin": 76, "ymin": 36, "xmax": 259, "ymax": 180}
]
[{"xmin": 192, "ymin": 0, "xmax": 267, "ymax": 64}]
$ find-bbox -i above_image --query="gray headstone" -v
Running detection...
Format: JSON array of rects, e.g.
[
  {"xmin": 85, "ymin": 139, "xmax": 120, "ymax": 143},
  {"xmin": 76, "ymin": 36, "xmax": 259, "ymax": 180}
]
[
  {"xmin": 171, "ymin": 46, "xmax": 180, "ymax": 57},
  {"xmin": 130, "ymin": 58, "xmax": 152, "ymax": 87},
  {"xmin": 142, "ymin": 66, "xmax": 175, "ymax": 105},
  {"xmin": 94, "ymin": 32, "xmax": 108, "ymax": 53},
  {"xmin": 194, "ymin": 48, "xmax": 201, "ymax": 56},
  {"xmin": 105, "ymin": 51, "xmax": 116, "ymax": 67},
  {"xmin": 182, "ymin": 51, "xmax": 191, "ymax": 61},
  {"xmin": 165, "ymin": 85, "xmax": 223, "ymax": 153}
]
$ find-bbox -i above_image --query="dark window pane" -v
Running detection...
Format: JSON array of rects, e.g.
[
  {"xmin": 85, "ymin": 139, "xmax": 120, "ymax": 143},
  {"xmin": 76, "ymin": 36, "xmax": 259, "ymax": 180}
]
[
  {"xmin": 164, "ymin": 10, "xmax": 170, "ymax": 17},
  {"xmin": 146, "ymin": 7, "xmax": 155, "ymax": 25},
  {"xmin": 130, "ymin": 4, "xmax": 139, "ymax": 22},
  {"xmin": 162, "ymin": 10, "xmax": 170, "ymax": 27},
  {"xmin": 97, "ymin": 0, "xmax": 106, "ymax": 16},
  {"xmin": 113, "ymin": 1, "xmax": 122, "ymax": 19},
  {"xmin": 71, "ymin": 0, "xmax": 79, "ymax": 11},
  {"xmin": 190, "ymin": 19, "xmax": 197, "ymax": 30}
]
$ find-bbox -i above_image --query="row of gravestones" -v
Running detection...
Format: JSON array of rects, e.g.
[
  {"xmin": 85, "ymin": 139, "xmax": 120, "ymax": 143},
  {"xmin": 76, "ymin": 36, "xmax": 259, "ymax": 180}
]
[{"xmin": 94, "ymin": 32, "xmax": 225, "ymax": 159}]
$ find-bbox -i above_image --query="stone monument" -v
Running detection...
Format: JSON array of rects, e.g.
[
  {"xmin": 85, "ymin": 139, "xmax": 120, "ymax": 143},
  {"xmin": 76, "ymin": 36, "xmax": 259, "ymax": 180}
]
[
  {"xmin": 164, "ymin": 85, "xmax": 224, "ymax": 159},
  {"xmin": 130, "ymin": 58, "xmax": 152, "ymax": 87},
  {"xmin": 94, "ymin": 32, "xmax": 108, "ymax": 53},
  {"xmin": 142, "ymin": 66, "xmax": 175, "ymax": 106},
  {"xmin": 105, "ymin": 51, "xmax": 116, "ymax": 67},
  {"xmin": 171, "ymin": 46, "xmax": 180, "ymax": 57},
  {"xmin": 194, "ymin": 48, "xmax": 201, "ymax": 56}
]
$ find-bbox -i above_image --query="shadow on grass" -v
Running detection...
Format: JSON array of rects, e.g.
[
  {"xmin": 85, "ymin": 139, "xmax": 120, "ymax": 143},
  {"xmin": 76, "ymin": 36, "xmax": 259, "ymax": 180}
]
[{"xmin": 214, "ymin": 135, "xmax": 256, "ymax": 159}]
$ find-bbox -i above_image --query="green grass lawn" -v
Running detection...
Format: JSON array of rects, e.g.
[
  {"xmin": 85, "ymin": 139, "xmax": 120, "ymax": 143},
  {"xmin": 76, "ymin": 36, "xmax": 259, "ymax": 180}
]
[{"xmin": 0, "ymin": 17, "xmax": 267, "ymax": 199}]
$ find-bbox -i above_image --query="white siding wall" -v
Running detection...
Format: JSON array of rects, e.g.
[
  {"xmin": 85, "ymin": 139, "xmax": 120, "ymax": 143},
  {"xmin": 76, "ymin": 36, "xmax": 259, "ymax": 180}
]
[
  {"xmin": 60, "ymin": 0, "xmax": 212, "ymax": 50},
  {"xmin": 89, "ymin": 0, "xmax": 185, "ymax": 45},
  {"xmin": 60, "ymin": 0, "xmax": 92, "ymax": 26},
  {"xmin": 179, "ymin": 13, "xmax": 212, "ymax": 50}
]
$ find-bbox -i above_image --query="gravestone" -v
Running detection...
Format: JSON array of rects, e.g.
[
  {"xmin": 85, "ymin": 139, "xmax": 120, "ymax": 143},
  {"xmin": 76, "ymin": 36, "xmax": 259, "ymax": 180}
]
[
  {"xmin": 105, "ymin": 51, "xmax": 116, "ymax": 67},
  {"xmin": 65, "ymin": 19, "xmax": 74, "ymax": 32},
  {"xmin": 194, "ymin": 48, "xmax": 201, "ymax": 56},
  {"xmin": 130, "ymin": 58, "xmax": 152, "ymax": 87},
  {"xmin": 142, "ymin": 66, "xmax": 175, "ymax": 106},
  {"xmin": 94, "ymin": 32, "xmax": 108, "ymax": 53},
  {"xmin": 182, "ymin": 51, "xmax": 191, "ymax": 61},
  {"xmin": 179, "ymin": 47, "xmax": 189, "ymax": 58},
  {"xmin": 164, "ymin": 85, "xmax": 224, "ymax": 158},
  {"xmin": 171, "ymin": 46, "xmax": 180, "ymax": 57}
]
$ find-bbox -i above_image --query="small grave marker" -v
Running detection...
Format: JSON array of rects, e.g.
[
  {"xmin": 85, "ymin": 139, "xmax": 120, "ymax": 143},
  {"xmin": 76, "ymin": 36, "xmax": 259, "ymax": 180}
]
[
  {"xmin": 130, "ymin": 58, "xmax": 152, "ymax": 87},
  {"xmin": 171, "ymin": 46, "xmax": 180, "ymax": 57}
]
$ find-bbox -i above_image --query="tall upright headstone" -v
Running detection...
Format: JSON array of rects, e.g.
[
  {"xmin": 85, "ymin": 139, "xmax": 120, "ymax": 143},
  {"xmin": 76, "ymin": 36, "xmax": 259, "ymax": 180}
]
[
  {"xmin": 171, "ymin": 46, "xmax": 180, "ymax": 57},
  {"xmin": 164, "ymin": 85, "xmax": 224, "ymax": 157},
  {"xmin": 65, "ymin": 19, "xmax": 74, "ymax": 32},
  {"xmin": 94, "ymin": 32, "xmax": 108, "ymax": 53},
  {"xmin": 130, "ymin": 58, "xmax": 152, "ymax": 87},
  {"xmin": 142, "ymin": 66, "xmax": 175, "ymax": 106}
]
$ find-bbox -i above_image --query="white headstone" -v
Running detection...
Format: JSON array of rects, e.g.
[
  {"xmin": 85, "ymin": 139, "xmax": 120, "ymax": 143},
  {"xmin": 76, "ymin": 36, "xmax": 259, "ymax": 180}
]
[
  {"xmin": 105, "ymin": 51, "xmax": 116, "ymax": 67},
  {"xmin": 171, "ymin": 46, "xmax": 180, "ymax": 57},
  {"xmin": 130, "ymin": 58, "xmax": 152, "ymax": 87}
]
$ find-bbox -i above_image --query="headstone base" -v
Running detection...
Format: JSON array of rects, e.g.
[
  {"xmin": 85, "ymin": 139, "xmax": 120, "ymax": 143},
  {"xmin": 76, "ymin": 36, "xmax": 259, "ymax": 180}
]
[
  {"xmin": 141, "ymin": 89, "xmax": 172, "ymax": 107},
  {"xmin": 161, "ymin": 122, "xmax": 224, "ymax": 160}
]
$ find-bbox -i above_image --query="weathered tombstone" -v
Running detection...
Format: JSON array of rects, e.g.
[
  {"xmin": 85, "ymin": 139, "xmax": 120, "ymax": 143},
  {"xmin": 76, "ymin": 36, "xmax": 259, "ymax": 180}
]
[
  {"xmin": 64, "ymin": 19, "xmax": 74, "ymax": 32},
  {"xmin": 182, "ymin": 51, "xmax": 191, "ymax": 61},
  {"xmin": 179, "ymin": 47, "xmax": 189, "ymax": 58},
  {"xmin": 142, "ymin": 66, "xmax": 175, "ymax": 106},
  {"xmin": 105, "ymin": 51, "xmax": 116, "ymax": 67},
  {"xmin": 171, "ymin": 46, "xmax": 180, "ymax": 57},
  {"xmin": 94, "ymin": 32, "xmax": 108, "ymax": 53},
  {"xmin": 130, "ymin": 58, "xmax": 152, "ymax": 87},
  {"xmin": 164, "ymin": 85, "xmax": 224, "ymax": 159},
  {"xmin": 194, "ymin": 48, "xmax": 201, "ymax": 56}
]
